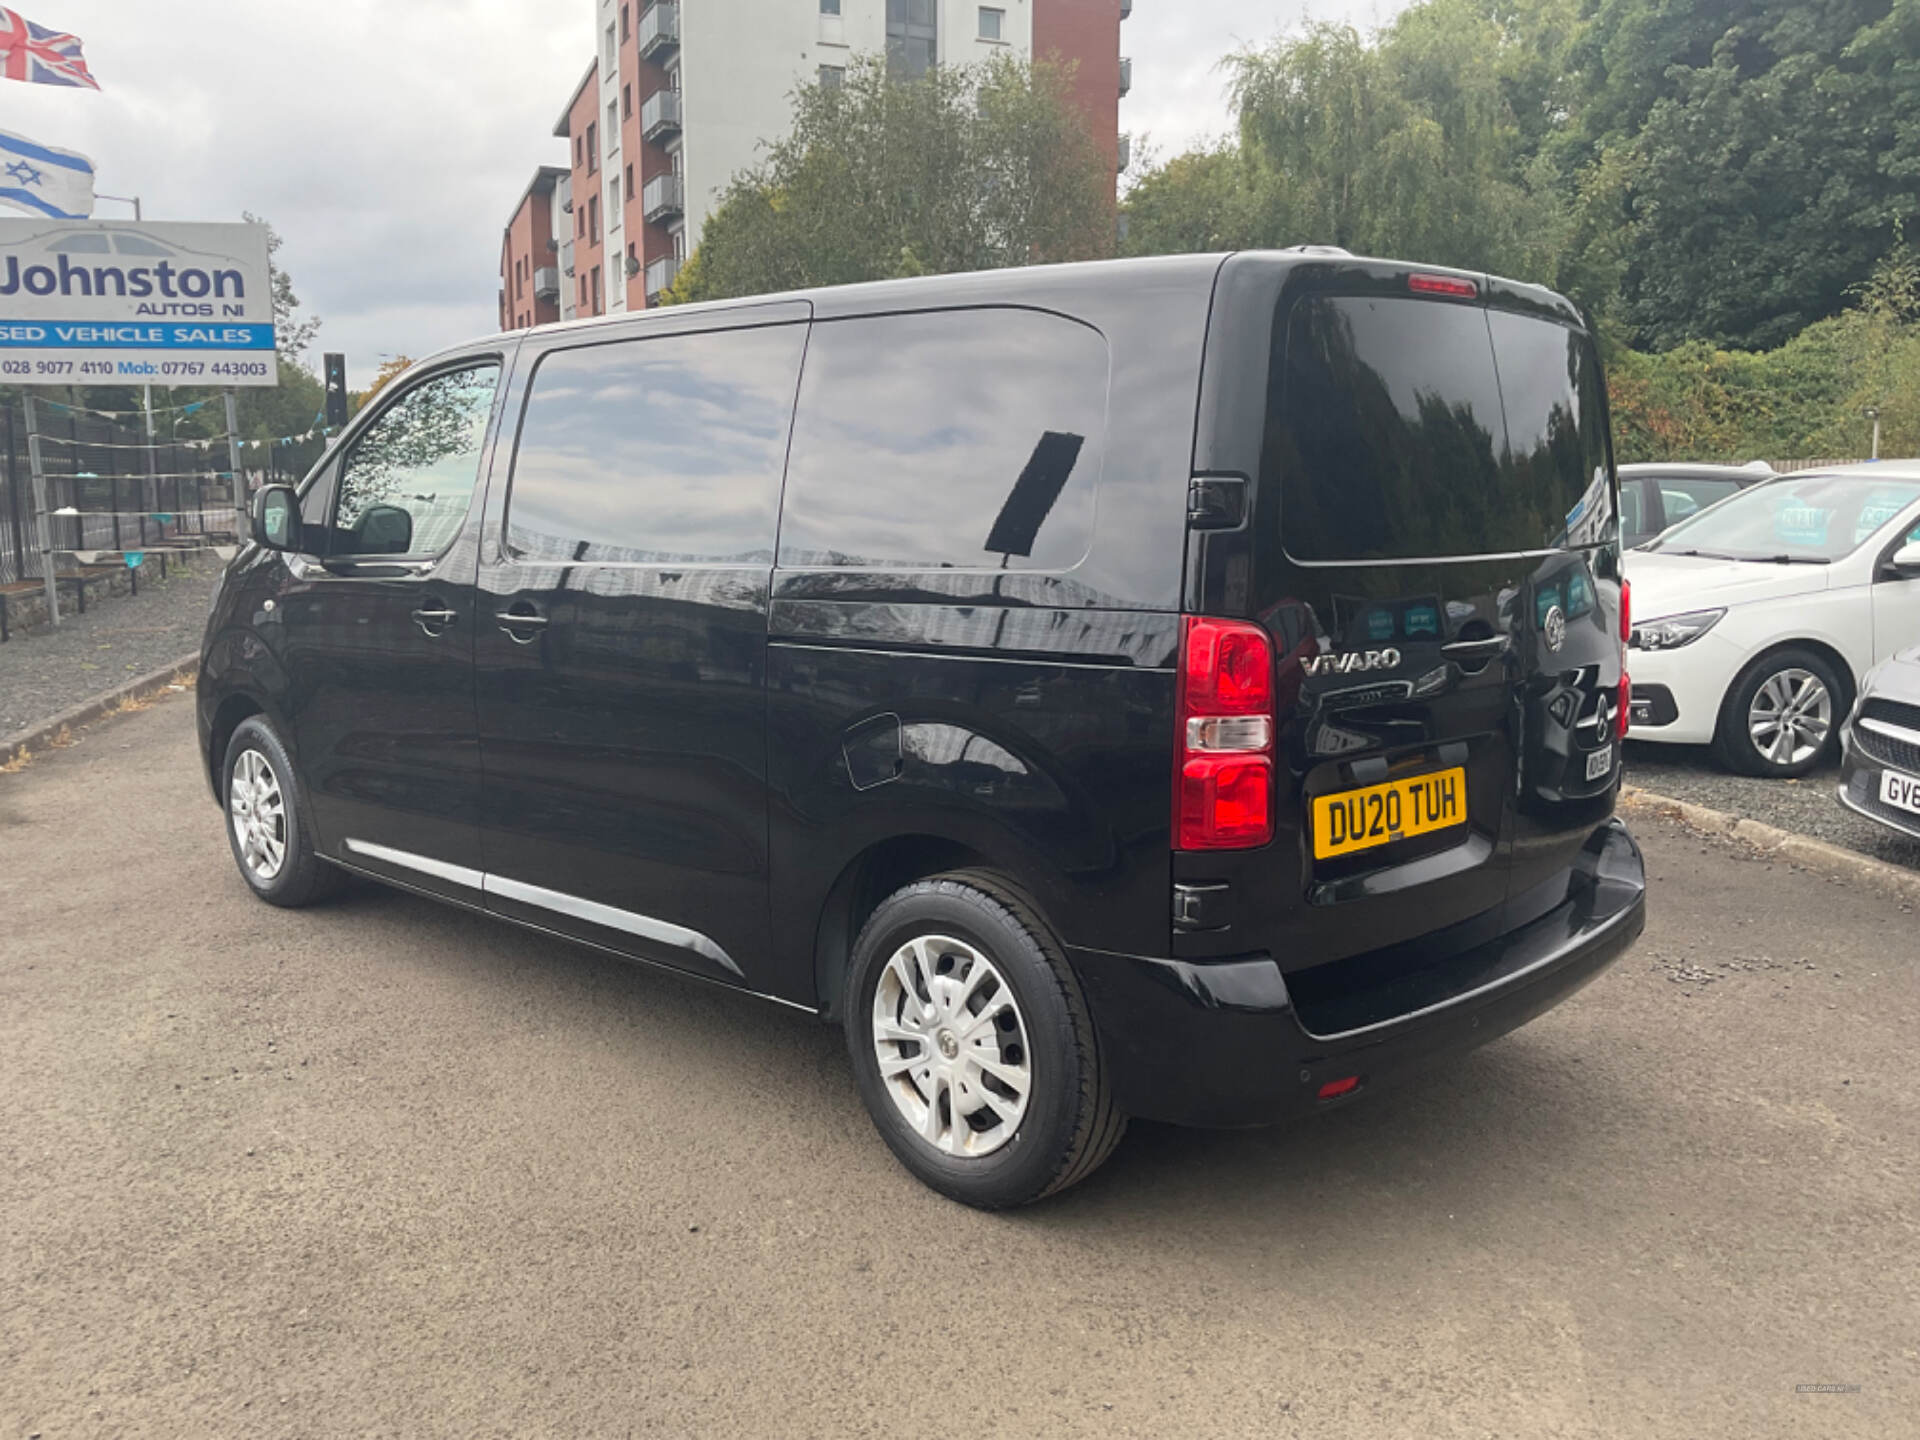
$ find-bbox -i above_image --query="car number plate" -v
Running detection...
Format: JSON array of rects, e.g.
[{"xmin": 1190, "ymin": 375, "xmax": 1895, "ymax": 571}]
[
  {"xmin": 1883, "ymin": 768, "xmax": 1920, "ymax": 816},
  {"xmin": 1586, "ymin": 745, "xmax": 1615, "ymax": 782},
  {"xmin": 1313, "ymin": 767, "xmax": 1467, "ymax": 861}
]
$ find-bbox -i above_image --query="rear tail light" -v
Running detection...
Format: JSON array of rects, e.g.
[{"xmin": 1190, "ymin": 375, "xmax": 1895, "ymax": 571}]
[
  {"xmin": 1176, "ymin": 616, "xmax": 1275, "ymax": 850},
  {"xmin": 1317, "ymin": 1075, "xmax": 1362, "ymax": 1101},
  {"xmin": 1617, "ymin": 577, "xmax": 1632, "ymax": 740}
]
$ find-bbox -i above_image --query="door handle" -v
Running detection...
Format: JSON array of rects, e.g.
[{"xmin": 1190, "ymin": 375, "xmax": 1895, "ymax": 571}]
[
  {"xmin": 410, "ymin": 605, "xmax": 458, "ymax": 634},
  {"xmin": 1440, "ymin": 636, "xmax": 1510, "ymax": 659},
  {"xmin": 496, "ymin": 607, "xmax": 549, "ymax": 643}
]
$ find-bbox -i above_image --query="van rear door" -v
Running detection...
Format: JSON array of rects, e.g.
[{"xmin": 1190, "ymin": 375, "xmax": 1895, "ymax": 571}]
[{"xmin": 1182, "ymin": 257, "xmax": 1623, "ymax": 986}]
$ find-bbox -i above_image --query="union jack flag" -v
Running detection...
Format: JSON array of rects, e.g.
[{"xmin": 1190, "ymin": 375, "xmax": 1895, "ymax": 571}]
[{"xmin": 0, "ymin": 8, "xmax": 99, "ymax": 89}]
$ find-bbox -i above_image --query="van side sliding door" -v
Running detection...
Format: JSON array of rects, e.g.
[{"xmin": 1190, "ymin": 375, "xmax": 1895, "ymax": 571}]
[{"xmin": 472, "ymin": 304, "xmax": 810, "ymax": 993}]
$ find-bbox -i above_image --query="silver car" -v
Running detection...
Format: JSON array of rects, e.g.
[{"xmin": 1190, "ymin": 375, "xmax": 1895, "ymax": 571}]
[{"xmin": 1840, "ymin": 646, "xmax": 1920, "ymax": 845}]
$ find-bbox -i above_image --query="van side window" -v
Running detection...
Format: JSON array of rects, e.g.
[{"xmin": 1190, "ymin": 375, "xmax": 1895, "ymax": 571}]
[
  {"xmin": 333, "ymin": 362, "xmax": 499, "ymax": 557},
  {"xmin": 505, "ymin": 324, "xmax": 808, "ymax": 565},
  {"xmin": 779, "ymin": 309, "xmax": 1107, "ymax": 572}
]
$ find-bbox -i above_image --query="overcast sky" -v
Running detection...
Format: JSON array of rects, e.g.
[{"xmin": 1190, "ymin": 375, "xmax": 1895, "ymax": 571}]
[{"xmin": 4, "ymin": 1, "xmax": 1400, "ymax": 386}]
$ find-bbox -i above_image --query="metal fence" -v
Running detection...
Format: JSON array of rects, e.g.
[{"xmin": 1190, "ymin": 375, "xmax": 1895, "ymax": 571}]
[
  {"xmin": 1769, "ymin": 457, "xmax": 1868, "ymax": 473},
  {"xmin": 0, "ymin": 401, "xmax": 237, "ymax": 589}
]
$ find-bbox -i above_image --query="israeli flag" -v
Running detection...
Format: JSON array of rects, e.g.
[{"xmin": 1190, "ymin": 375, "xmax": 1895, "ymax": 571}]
[{"xmin": 0, "ymin": 127, "xmax": 95, "ymax": 219}]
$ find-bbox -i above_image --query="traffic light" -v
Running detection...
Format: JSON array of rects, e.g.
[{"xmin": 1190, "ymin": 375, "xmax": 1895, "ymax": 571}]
[{"xmin": 323, "ymin": 353, "xmax": 348, "ymax": 429}]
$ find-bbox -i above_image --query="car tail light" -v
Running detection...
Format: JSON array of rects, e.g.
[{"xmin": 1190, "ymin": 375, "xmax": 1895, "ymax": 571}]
[
  {"xmin": 1617, "ymin": 577, "xmax": 1632, "ymax": 740},
  {"xmin": 1176, "ymin": 617, "xmax": 1275, "ymax": 850},
  {"xmin": 1408, "ymin": 273, "xmax": 1479, "ymax": 299},
  {"xmin": 1317, "ymin": 1075, "xmax": 1362, "ymax": 1101}
]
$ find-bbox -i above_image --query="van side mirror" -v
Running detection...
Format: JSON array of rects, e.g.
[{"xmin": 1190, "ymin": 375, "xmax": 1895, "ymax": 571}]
[
  {"xmin": 1891, "ymin": 540, "xmax": 1920, "ymax": 576},
  {"xmin": 250, "ymin": 484, "xmax": 301, "ymax": 552}
]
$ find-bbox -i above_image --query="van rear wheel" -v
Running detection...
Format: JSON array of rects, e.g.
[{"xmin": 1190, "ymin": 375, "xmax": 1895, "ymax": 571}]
[{"xmin": 844, "ymin": 870, "xmax": 1125, "ymax": 1208}]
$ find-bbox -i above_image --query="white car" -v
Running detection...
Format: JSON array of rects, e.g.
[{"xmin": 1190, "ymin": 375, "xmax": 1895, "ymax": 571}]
[{"xmin": 1625, "ymin": 463, "xmax": 1920, "ymax": 776}]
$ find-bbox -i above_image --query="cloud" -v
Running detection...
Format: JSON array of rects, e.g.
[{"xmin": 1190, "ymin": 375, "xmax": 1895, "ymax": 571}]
[
  {"xmin": 1123, "ymin": 0, "xmax": 1405, "ymax": 161},
  {"xmin": 4, "ymin": 1, "xmax": 1403, "ymax": 386}
]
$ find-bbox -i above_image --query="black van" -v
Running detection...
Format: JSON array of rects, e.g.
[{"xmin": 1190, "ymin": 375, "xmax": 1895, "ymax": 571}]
[{"xmin": 200, "ymin": 252, "xmax": 1646, "ymax": 1207}]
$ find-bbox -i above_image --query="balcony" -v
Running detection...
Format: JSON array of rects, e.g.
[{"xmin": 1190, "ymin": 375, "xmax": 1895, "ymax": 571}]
[
  {"xmin": 1119, "ymin": 57, "xmax": 1131, "ymax": 97},
  {"xmin": 642, "ymin": 87, "xmax": 682, "ymax": 143},
  {"xmin": 557, "ymin": 172, "xmax": 572, "ymax": 214},
  {"xmin": 1120, "ymin": 0, "xmax": 1132, "ymax": 17},
  {"xmin": 1117, "ymin": 133, "xmax": 1132, "ymax": 173},
  {"xmin": 645, "ymin": 255, "xmax": 680, "ymax": 301},
  {"xmin": 533, "ymin": 266, "xmax": 560, "ymax": 301},
  {"xmin": 638, "ymin": 3, "xmax": 679, "ymax": 61},
  {"xmin": 560, "ymin": 238, "xmax": 574, "ymax": 275},
  {"xmin": 643, "ymin": 172, "xmax": 684, "ymax": 223}
]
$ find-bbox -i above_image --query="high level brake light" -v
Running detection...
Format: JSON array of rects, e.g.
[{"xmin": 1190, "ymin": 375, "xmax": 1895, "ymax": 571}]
[
  {"xmin": 1408, "ymin": 273, "xmax": 1479, "ymax": 299},
  {"xmin": 1176, "ymin": 617, "xmax": 1275, "ymax": 850},
  {"xmin": 1618, "ymin": 578, "xmax": 1632, "ymax": 740}
]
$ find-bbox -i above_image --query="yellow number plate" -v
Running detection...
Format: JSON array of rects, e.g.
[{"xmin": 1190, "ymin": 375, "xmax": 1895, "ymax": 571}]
[{"xmin": 1313, "ymin": 767, "xmax": 1467, "ymax": 861}]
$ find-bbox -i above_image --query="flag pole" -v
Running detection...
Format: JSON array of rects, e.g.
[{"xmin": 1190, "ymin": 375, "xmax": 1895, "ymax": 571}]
[{"xmin": 22, "ymin": 395, "xmax": 59, "ymax": 626}]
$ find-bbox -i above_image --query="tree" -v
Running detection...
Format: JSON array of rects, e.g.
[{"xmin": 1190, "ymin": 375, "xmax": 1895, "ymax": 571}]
[
  {"xmin": 1126, "ymin": 8, "xmax": 1575, "ymax": 297},
  {"xmin": 1568, "ymin": 0, "xmax": 1920, "ymax": 350},
  {"xmin": 242, "ymin": 211, "xmax": 321, "ymax": 362},
  {"xmin": 664, "ymin": 54, "xmax": 1113, "ymax": 304},
  {"xmin": 355, "ymin": 355, "xmax": 414, "ymax": 414}
]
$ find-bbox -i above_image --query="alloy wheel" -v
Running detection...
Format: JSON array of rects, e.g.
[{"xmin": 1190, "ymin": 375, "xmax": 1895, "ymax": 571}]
[
  {"xmin": 228, "ymin": 748, "xmax": 288, "ymax": 882},
  {"xmin": 1747, "ymin": 668, "xmax": 1832, "ymax": 768},
  {"xmin": 871, "ymin": 934, "xmax": 1032, "ymax": 1158}
]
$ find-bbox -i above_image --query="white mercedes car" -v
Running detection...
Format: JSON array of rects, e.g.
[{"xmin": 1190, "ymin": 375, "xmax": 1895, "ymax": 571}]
[{"xmin": 1624, "ymin": 463, "xmax": 1920, "ymax": 777}]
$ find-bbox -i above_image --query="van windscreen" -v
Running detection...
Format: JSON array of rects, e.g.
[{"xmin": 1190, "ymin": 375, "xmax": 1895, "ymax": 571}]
[{"xmin": 1266, "ymin": 295, "xmax": 1613, "ymax": 562}]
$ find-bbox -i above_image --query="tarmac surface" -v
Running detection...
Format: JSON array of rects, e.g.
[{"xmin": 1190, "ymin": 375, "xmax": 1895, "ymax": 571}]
[{"xmin": 2, "ymin": 695, "xmax": 1915, "ymax": 1438}]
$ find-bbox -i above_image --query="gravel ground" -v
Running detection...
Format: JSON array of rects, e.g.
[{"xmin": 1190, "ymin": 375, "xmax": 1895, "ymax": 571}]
[
  {"xmin": 0, "ymin": 561, "xmax": 214, "ymax": 735},
  {"xmin": 1625, "ymin": 740, "xmax": 1920, "ymax": 868}
]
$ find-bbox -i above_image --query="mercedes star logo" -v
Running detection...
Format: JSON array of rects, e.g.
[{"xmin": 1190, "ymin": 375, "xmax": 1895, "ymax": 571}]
[{"xmin": 1543, "ymin": 605, "xmax": 1568, "ymax": 653}]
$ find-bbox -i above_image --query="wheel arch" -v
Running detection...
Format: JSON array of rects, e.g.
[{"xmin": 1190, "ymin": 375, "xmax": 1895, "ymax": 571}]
[{"xmin": 811, "ymin": 833, "xmax": 1009, "ymax": 1020}]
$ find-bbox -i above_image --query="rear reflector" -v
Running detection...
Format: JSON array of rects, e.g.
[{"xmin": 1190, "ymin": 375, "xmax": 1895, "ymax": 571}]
[
  {"xmin": 1317, "ymin": 1075, "xmax": 1361, "ymax": 1100},
  {"xmin": 1176, "ymin": 617, "xmax": 1275, "ymax": 851},
  {"xmin": 1408, "ymin": 273, "xmax": 1479, "ymax": 299}
]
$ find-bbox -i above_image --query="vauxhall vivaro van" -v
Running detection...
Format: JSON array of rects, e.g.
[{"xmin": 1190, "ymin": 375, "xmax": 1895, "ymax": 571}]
[{"xmin": 201, "ymin": 252, "xmax": 1646, "ymax": 1206}]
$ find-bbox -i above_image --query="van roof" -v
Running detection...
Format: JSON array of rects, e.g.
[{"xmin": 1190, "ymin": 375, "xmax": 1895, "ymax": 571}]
[{"xmin": 439, "ymin": 250, "xmax": 1583, "ymax": 369}]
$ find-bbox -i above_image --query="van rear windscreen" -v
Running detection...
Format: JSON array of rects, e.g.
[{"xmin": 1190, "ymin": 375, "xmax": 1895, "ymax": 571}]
[{"xmin": 1266, "ymin": 295, "xmax": 1613, "ymax": 562}]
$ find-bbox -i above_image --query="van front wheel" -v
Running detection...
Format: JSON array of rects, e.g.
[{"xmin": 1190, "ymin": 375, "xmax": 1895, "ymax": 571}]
[
  {"xmin": 844, "ymin": 871, "xmax": 1125, "ymax": 1208},
  {"xmin": 222, "ymin": 715, "xmax": 342, "ymax": 907}
]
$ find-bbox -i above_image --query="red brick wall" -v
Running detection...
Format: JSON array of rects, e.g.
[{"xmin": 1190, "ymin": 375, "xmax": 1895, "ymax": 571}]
[
  {"xmin": 617, "ymin": 9, "xmax": 678, "ymax": 310},
  {"xmin": 568, "ymin": 74, "xmax": 607, "ymax": 316},
  {"xmin": 500, "ymin": 186, "xmax": 558, "ymax": 331},
  {"xmin": 1033, "ymin": 0, "xmax": 1121, "ymax": 192}
]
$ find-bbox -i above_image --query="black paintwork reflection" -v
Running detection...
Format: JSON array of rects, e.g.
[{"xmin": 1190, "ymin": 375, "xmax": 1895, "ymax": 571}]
[
  {"xmin": 766, "ymin": 615, "xmax": 1178, "ymax": 989},
  {"xmin": 475, "ymin": 563, "xmax": 777, "ymax": 980},
  {"xmin": 778, "ymin": 309, "xmax": 1107, "ymax": 573},
  {"xmin": 1178, "ymin": 539, "xmax": 1626, "ymax": 973}
]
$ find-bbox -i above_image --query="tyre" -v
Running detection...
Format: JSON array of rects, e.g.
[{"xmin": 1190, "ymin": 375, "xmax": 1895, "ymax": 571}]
[
  {"xmin": 221, "ymin": 715, "xmax": 343, "ymax": 907},
  {"xmin": 844, "ymin": 870, "xmax": 1126, "ymax": 1208},
  {"xmin": 1712, "ymin": 647, "xmax": 1846, "ymax": 778}
]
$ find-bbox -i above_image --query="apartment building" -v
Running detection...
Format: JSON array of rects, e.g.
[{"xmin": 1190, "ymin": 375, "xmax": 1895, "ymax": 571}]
[
  {"xmin": 502, "ymin": 0, "xmax": 1132, "ymax": 326},
  {"xmin": 498, "ymin": 166, "xmax": 567, "ymax": 331}
]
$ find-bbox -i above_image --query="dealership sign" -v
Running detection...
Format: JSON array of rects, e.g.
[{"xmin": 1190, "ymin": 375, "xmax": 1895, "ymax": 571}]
[{"xmin": 0, "ymin": 219, "xmax": 278, "ymax": 386}]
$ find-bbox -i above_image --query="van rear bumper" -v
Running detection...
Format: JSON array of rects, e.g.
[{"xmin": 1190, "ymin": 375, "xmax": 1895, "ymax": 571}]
[{"xmin": 1071, "ymin": 818, "xmax": 1646, "ymax": 1127}]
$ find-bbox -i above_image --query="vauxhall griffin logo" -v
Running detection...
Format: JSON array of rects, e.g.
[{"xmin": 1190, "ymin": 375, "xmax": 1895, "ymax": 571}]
[{"xmin": 1303, "ymin": 647, "xmax": 1402, "ymax": 677}]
